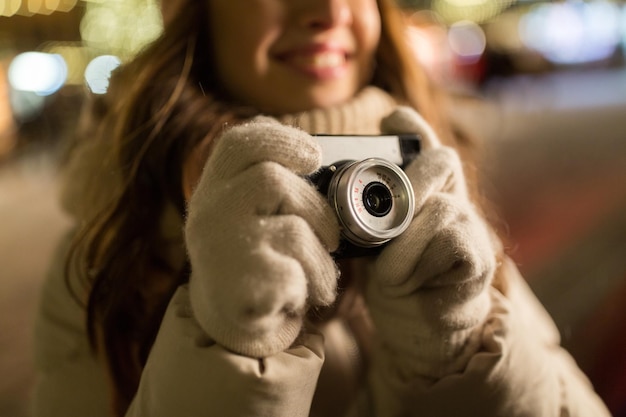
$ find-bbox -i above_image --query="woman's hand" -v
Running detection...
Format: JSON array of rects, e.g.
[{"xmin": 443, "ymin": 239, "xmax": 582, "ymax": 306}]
[
  {"xmin": 184, "ymin": 117, "xmax": 340, "ymax": 357},
  {"xmin": 365, "ymin": 107, "xmax": 498, "ymax": 379}
]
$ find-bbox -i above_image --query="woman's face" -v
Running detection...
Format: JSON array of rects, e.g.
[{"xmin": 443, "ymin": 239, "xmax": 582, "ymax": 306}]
[{"xmin": 206, "ymin": 0, "xmax": 381, "ymax": 114}]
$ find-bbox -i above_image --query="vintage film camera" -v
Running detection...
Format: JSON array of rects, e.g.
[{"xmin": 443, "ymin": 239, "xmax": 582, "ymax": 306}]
[{"xmin": 310, "ymin": 134, "xmax": 421, "ymax": 258}]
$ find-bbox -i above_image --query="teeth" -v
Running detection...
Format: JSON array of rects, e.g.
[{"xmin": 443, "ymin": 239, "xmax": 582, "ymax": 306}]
[{"xmin": 296, "ymin": 52, "xmax": 345, "ymax": 68}]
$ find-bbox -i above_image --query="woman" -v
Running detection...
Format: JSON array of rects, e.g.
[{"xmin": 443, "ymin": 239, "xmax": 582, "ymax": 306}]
[{"xmin": 33, "ymin": 0, "xmax": 610, "ymax": 416}]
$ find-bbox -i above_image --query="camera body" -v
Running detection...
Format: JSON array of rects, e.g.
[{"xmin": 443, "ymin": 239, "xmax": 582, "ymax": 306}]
[{"xmin": 311, "ymin": 134, "xmax": 421, "ymax": 258}]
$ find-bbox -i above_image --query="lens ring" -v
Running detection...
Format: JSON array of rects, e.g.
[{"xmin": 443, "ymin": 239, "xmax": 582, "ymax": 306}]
[
  {"xmin": 362, "ymin": 182, "xmax": 393, "ymax": 217},
  {"xmin": 326, "ymin": 158, "xmax": 415, "ymax": 248}
]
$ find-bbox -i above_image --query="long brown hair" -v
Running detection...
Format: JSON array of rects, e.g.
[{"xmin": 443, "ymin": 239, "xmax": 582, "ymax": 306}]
[{"xmin": 67, "ymin": 0, "xmax": 477, "ymax": 414}]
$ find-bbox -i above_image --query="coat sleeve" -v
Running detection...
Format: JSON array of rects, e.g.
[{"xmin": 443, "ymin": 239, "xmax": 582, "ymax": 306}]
[
  {"xmin": 32, "ymin": 229, "xmax": 111, "ymax": 417},
  {"xmin": 33, "ymin": 230, "xmax": 326, "ymax": 417},
  {"xmin": 125, "ymin": 284, "xmax": 325, "ymax": 417},
  {"xmin": 367, "ymin": 257, "xmax": 611, "ymax": 417}
]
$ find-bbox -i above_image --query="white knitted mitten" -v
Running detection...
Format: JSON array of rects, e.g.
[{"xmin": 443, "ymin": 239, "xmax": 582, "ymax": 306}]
[
  {"xmin": 365, "ymin": 107, "xmax": 497, "ymax": 379},
  {"xmin": 184, "ymin": 117, "xmax": 340, "ymax": 357}
]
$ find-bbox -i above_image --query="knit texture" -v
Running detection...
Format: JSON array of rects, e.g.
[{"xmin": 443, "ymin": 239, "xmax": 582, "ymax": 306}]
[
  {"xmin": 185, "ymin": 117, "xmax": 342, "ymax": 357},
  {"xmin": 365, "ymin": 107, "xmax": 497, "ymax": 379},
  {"xmin": 278, "ymin": 86, "xmax": 397, "ymax": 135}
]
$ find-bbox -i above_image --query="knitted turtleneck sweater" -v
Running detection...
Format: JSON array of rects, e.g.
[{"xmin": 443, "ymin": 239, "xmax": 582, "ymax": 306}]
[{"xmin": 278, "ymin": 86, "xmax": 397, "ymax": 135}]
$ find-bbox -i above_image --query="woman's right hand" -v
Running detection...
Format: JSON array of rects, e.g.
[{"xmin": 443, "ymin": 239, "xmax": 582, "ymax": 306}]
[{"xmin": 184, "ymin": 117, "xmax": 340, "ymax": 357}]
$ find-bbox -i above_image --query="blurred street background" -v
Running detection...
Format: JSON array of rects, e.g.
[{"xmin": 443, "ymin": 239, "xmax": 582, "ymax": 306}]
[{"xmin": 1, "ymin": 0, "xmax": 626, "ymax": 416}]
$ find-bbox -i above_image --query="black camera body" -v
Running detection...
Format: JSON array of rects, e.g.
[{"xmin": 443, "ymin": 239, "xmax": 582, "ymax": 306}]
[{"xmin": 310, "ymin": 134, "xmax": 421, "ymax": 258}]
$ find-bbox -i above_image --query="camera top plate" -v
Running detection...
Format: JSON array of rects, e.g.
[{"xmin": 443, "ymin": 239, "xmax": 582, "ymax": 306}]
[{"xmin": 314, "ymin": 134, "xmax": 421, "ymax": 167}]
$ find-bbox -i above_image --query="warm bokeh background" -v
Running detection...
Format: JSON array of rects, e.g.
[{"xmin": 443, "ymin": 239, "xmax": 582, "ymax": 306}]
[{"xmin": 1, "ymin": 1, "xmax": 625, "ymax": 416}]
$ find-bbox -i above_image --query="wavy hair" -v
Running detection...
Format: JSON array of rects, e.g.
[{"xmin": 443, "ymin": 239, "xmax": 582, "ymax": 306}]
[{"xmin": 67, "ymin": 0, "xmax": 476, "ymax": 414}]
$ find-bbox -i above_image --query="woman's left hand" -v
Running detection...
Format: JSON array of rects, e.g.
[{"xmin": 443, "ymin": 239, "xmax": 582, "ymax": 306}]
[{"xmin": 365, "ymin": 107, "xmax": 498, "ymax": 380}]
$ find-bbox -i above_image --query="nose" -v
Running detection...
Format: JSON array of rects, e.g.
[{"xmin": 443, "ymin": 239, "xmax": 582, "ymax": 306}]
[{"xmin": 297, "ymin": 0, "xmax": 353, "ymax": 30}]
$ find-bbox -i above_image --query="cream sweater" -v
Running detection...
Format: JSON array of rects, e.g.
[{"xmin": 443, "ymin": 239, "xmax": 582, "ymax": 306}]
[{"xmin": 33, "ymin": 87, "xmax": 610, "ymax": 417}]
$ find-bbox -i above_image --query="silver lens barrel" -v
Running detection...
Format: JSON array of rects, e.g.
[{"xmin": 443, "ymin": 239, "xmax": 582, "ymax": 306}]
[{"xmin": 326, "ymin": 158, "xmax": 415, "ymax": 248}]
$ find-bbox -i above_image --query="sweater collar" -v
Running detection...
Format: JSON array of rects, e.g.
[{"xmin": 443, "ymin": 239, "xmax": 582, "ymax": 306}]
[{"xmin": 277, "ymin": 87, "xmax": 397, "ymax": 135}]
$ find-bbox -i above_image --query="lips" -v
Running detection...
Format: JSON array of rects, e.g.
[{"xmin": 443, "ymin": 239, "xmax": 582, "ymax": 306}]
[
  {"xmin": 290, "ymin": 50, "xmax": 347, "ymax": 69},
  {"xmin": 274, "ymin": 43, "xmax": 352, "ymax": 79}
]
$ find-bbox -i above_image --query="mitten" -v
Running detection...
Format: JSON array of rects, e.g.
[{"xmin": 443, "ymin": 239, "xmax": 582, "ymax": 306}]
[
  {"xmin": 184, "ymin": 117, "xmax": 340, "ymax": 357},
  {"xmin": 365, "ymin": 107, "xmax": 498, "ymax": 380}
]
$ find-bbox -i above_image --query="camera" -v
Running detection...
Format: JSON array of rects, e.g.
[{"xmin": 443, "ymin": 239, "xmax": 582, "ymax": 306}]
[{"xmin": 310, "ymin": 134, "xmax": 421, "ymax": 258}]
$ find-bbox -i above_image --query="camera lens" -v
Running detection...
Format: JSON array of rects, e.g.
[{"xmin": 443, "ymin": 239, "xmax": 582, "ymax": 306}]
[
  {"xmin": 324, "ymin": 158, "xmax": 415, "ymax": 248},
  {"xmin": 363, "ymin": 182, "xmax": 392, "ymax": 217}
]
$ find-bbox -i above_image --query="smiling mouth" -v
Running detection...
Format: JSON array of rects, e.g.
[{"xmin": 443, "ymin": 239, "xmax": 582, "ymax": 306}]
[
  {"xmin": 290, "ymin": 51, "xmax": 347, "ymax": 69},
  {"xmin": 276, "ymin": 48, "xmax": 351, "ymax": 78}
]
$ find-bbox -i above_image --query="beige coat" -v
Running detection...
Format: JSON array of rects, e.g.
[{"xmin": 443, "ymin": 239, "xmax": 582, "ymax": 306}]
[
  {"xmin": 32, "ymin": 227, "xmax": 611, "ymax": 416},
  {"xmin": 32, "ymin": 88, "xmax": 611, "ymax": 416}
]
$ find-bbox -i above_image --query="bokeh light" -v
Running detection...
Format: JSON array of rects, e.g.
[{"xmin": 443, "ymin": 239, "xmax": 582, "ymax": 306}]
[
  {"xmin": 519, "ymin": 1, "xmax": 621, "ymax": 65},
  {"xmin": 80, "ymin": 0, "xmax": 162, "ymax": 58},
  {"xmin": 1, "ymin": 0, "xmax": 22, "ymax": 16},
  {"xmin": 621, "ymin": 4, "xmax": 626, "ymax": 55},
  {"xmin": 0, "ymin": 0, "xmax": 77, "ymax": 16},
  {"xmin": 448, "ymin": 20, "xmax": 486, "ymax": 64},
  {"xmin": 432, "ymin": 0, "xmax": 516, "ymax": 24},
  {"xmin": 8, "ymin": 52, "xmax": 67, "ymax": 96},
  {"xmin": 84, "ymin": 54, "xmax": 121, "ymax": 94}
]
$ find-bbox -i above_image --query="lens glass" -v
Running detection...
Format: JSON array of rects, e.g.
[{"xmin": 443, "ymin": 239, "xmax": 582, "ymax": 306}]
[{"xmin": 363, "ymin": 182, "xmax": 393, "ymax": 217}]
